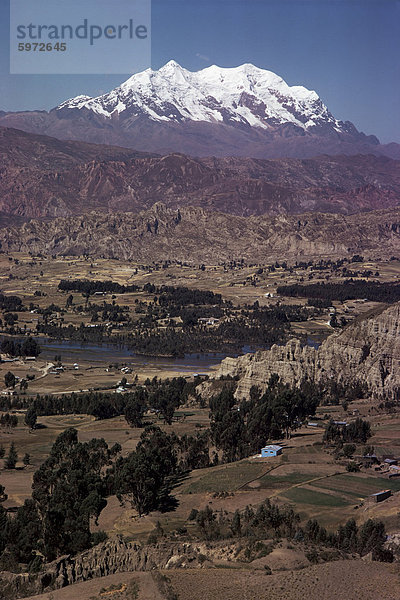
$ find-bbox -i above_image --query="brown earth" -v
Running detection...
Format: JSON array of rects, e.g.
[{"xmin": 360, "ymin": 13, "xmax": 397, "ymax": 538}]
[
  {"xmin": 1, "ymin": 127, "xmax": 399, "ymax": 219},
  {"xmin": 167, "ymin": 561, "xmax": 400, "ymax": 600},
  {"xmin": 21, "ymin": 572, "xmax": 162, "ymax": 600},
  {"xmin": 2, "ymin": 203, "xmax": 400, "ymax": 264}
]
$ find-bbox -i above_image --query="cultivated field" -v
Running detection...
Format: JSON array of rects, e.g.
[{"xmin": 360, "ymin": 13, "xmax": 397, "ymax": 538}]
[
  {"xmin": 1, "ymin": 252, "xmax": 399, "ymax": 397},
  {"xmin": 2, "ymin": 252, "xmax": 400, "ymax": 598}
]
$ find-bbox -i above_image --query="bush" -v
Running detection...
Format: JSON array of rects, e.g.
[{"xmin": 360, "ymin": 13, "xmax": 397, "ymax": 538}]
[
  {"xmin": 346, "ymin": 461, "xmax": 360, "ymax": 472},
  {"xmin": 343, "ymin": 443, "xmax": 356, "ymax": 458},
  {"xmin": 90, "ymin": 531, "xmax": 108, "ymax": 546},
  {"xmin": 264, "ymin": 565, "xmax": 272, "ymax": 575},
  {"xmin": 306, "ymin": 547, "xmax": 319, "ymax": 564}
]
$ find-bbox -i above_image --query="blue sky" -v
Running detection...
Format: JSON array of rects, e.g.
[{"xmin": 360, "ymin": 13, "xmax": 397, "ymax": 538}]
[{"xmin": 0, "ymin": 0, "xmax": 399, "ymax": 143}]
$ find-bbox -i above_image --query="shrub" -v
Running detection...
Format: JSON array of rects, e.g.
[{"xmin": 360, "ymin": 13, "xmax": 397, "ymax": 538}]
[{"xmin": 346, "ymin": 461, "xmax": 360, "ymax": 472}]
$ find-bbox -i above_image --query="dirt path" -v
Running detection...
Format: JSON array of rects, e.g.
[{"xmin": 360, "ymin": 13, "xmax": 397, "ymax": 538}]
[
  {"xmin": 35, "ymin": 362, "xmax": 54, "ymax": 380},
  {"xmin": 268, "ymin": 471, "xmax": 343, "ymax": 499},
  {"xmin": 237, "ymin": 460, "xmax": 343, "ymax": 499},
  {"xmin": 237, "ymin": 463, "xmax": 282, "ymax": 490}
]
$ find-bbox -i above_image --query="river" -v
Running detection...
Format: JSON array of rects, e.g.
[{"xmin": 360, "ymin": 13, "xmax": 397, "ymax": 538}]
[
  {"xmin": 38, "ymin": 338, "xmax": 231, "ymax": 374},
  {"xmin": 37, "ymin": 337, "xmax": 321, "ymax": 375}
]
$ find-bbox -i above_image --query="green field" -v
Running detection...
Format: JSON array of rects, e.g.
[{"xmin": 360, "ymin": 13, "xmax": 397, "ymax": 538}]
[
  {"xmin": 289, "ymin": 445, "xmax": 321, "ymax": 455},
  {"xmin": 282, "ymin": 487, "xmax": 352, "ymax": 507},
  {"xmin": 259, "ymin": 473, "xmax": 315, "ymax": 488},
  {"xmin": 374, "ymin": 446, "xmax": 400, "ymax": 457},
  {"xmin": 181, "ymin": 461, "xmax": 268, "ymax": 493},
  {"xmin": 312, "ymin": 475, "xmax": 400, "ymax": 499}
]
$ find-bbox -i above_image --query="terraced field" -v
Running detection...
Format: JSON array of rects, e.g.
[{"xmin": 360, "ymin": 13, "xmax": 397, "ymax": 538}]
[
  {"xmin": 282, "ymin": 486, "xmax": 352, "ymax": 507},
  {"xmin": 312, "ymin": 474, "xmax": 400, "ymax": 499},
  {"xmin": 180, "ymin": 460, "xmax": 270, "ymax": 494}
]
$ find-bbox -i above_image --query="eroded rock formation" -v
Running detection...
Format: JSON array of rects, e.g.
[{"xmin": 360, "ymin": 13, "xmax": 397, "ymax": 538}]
[
  {"xmin": 0, "ymin": 537, "xmax": 205, "ymax": 599},
  {"xmin": 2, "ymin": 203, "xmax": 400, "ymax": 263},
  {"xmin": 216, "ymin": 303, "xmax": 400, "ymax": 400}
]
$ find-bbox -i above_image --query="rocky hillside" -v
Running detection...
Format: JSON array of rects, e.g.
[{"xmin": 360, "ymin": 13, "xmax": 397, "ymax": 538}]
[
  {"xmin": 0, "ymin": 537, "xmax": 205, "ymax": 599},
  {"xmin": 1, "ymin": 203, "xmax": 400, "ymax": 262},
  {"xmin": 1, "ymin": 127, "xmax": 400, "ymax": 219},
  {"xmin": 216, "ymin": 303, "xmax": 400, "ymax": 400}
]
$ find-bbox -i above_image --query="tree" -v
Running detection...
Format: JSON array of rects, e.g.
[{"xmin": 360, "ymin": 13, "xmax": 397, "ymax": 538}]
[
  {"xmin": 21, "ymin": 337, "xmax": 41, "ymax": 357},
  {"xmin": 196, "ymin": 506, "xmax": 220, "ymax": 540},
  {"xmin": 19, "ymin": 379, "xmax": 28, "ymax": 393},
  {"xmin": 231, "ymin": 510, "xmax": 241, "ymax": 536},
  {"xmin": 23, "ymin": 453, "xmax": 30, "ymax": 466},
  {"xmin": 5, "ymin": 442, "xmax": 18, "ymax": 469},
  {"xmin": 0, "ymin": 505, "xmax": 8, "ymax": 555},
  {"xmin": 4, "ymin": 313, "xmax": 17, "ymax": 327},
  {"xmin": 0, "ymin": 485, "xmax": 7, "ymax": 503},
  {"xmin": 343, "ymin": 443, "xmax": 356, "ymax": 458},
  {"xmin": 0, "ymin": 413, "xmax": 18, "ymax": 430},
  {"xmin": 125, "ymin": 396, "xmax": 146, "ymax": 428},
  {"xmin": 116, "ymin": 426, "xmax": 178, "ymax": 516},
  {"xmin": 66, "ymin": 294, "xmax": 73, "ymax": 308},
  {"xmin": 24, "ymin": 407, "xmax": 37, "ymax": 430},
  {"xmin": 151, "ymin": 385, "xmax": 181, "ymax": 425},
  {"xmin": 4, "ymin": 371, "xmax": 16, "ymax": 388},
  {"xmin": 31, "ymin": 429, "xmax": 112, "ymax": 560},
  {"xmin": 358, "ymin": 519, "xmax": 386, "ymax": 556},
  {"xmin": 210, "ymin": 387, "xmax": 246, "ymax": 462},
  {"xmin": 346, "ymin": 461, "xmax": 360, "ymax": 472},
  {"xmin": 345, "ymin": 418, "xmax": 372, "ymax": 444}
]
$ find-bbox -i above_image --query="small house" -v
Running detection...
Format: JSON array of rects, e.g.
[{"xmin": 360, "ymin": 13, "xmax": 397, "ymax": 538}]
[
  {"xmin": 371, "ymin": 490, "xmax": 392, "ymax": 503},
  {"xmin": 261, "ymin": 445, "xmax": 282, "ymax": 457},
  {"xmin": 360, "ymin": 453, "xmax": 380, "ymax": 467}
]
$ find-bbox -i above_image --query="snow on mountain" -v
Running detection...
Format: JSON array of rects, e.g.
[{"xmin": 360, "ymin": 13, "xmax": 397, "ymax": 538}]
[
  {"xmin": 56, "ymin": 61, "xmax": 342, "ymax": 132},
  {"xmin": 4, "ymin": 60, "xmax": 390, "ymax": 159}
]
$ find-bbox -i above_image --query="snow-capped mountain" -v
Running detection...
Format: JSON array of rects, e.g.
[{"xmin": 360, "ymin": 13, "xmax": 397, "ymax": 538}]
[
  {"xmin": 56, "ymin": 61, "xmax": 342, "ymax": 133},
  {"xmin": 1, "ymin": 61, "xmax": 397, "ymax": 159}
]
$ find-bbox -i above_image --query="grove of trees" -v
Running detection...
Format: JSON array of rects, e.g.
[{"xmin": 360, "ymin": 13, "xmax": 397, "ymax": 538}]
[
  {"xmin": 277, "ymin": 280, "xmax": 400, "ymax": 304},
  {"xmin": 209, "ymin": 376, "xmax": 320, "ymax": 462}
]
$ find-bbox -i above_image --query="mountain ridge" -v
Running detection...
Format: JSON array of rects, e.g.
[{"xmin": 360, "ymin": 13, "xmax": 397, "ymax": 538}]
[
  {"xmin": 56, "ymin": 61, "xmax": 343, "ymax": 132},
  {"xmin": 1, "ymin": 126, "xmax": 399, "ymax": 220},
  {"xmin": 1, "ymin": 62, "xmax": 398, "ymax": 159},
  {"xmin": 1, "ymin": 203, "xmax": 400, "ymax": 263}
]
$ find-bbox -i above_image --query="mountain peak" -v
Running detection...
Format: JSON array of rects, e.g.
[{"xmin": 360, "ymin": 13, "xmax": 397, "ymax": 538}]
[
  {"xmin": 54, "ymin": 61, "xmax": 340, "ymax": 131},
  {"xmin": 160, "ymin": 59, "xmax": 183, "ymax": 70},
  {"xmin": 3, "ymin": 60, "xmax": 390, "ymax": 159}
]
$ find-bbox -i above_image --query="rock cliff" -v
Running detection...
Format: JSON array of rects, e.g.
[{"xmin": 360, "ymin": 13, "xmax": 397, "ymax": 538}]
[
  {"xmin": 2, "ymin": 203, "xmax": 400, "ymax": 263},
  {"xmin": 0, "ymin": 537, "xmax": 205, "ymax": 599},
  {"xmin": 216, "ymin": 303, "xmax": 400, "ymax": 400}
]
